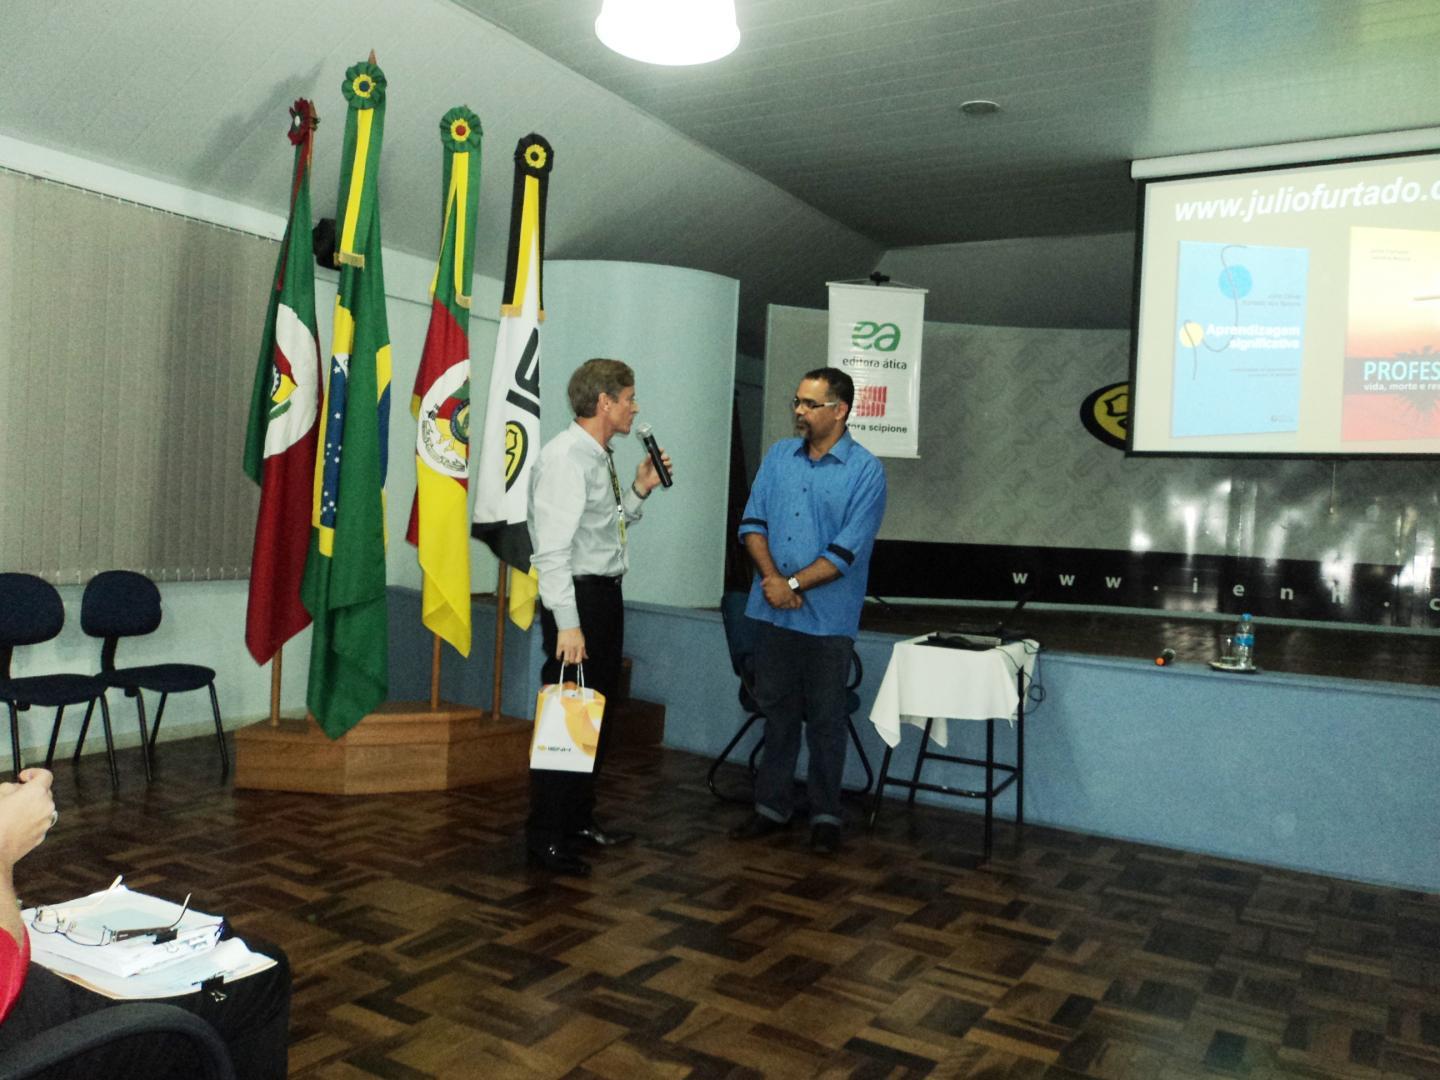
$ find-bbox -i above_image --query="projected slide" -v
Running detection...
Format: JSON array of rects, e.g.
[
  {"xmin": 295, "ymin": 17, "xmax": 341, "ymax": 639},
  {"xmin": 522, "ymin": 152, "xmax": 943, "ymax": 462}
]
[
  {"xmin": 1130, "ymin": 148, "xmax": 1440, "ymax": 455},
  {"xmin": 1342, "ymin": 227, "xmax": 1440, "ymax": 442},
  {"xmin": 1171, "ymin": 241, "xmax": 1309, "ymax": 437}
]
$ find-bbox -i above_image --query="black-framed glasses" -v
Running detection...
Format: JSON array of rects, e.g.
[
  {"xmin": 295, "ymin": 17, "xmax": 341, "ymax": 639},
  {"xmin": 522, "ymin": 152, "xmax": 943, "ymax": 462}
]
[
  {"xmin": 30, "ymin": 878, "xmax": 199, "ymax": 947},
  {"xmin": 791, "ymin": 397, "xmax": 841, "ymax": 411}
]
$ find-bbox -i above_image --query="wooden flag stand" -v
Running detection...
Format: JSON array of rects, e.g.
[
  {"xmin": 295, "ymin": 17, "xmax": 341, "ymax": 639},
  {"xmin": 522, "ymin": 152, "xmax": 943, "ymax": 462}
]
[{"xmin": 234, "ymin": 594, "xmax": 531, "ymax": 795}]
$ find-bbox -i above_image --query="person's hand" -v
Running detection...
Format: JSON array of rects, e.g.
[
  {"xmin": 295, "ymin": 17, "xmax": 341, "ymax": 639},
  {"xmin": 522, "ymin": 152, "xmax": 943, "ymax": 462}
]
[
  {"xmin": 0, "ymin": 768, "xmax": 55, "ymax": 868},
  {"xmin": 556, "ymin": 627, "xmax": 587, "ymax": 666},
  {"xmin": 635, "ymin": 451, "xmax": 673, "ymax": 494},
  {"xmin": 761, "ymin": 574, "xmax": 802, "ymax": 610}
]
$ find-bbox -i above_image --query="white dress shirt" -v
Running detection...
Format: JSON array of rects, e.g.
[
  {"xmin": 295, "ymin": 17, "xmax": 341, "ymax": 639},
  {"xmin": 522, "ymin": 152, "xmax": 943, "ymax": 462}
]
[{"xmin": 527, "ymin": 421, "xmax": 646, "ymax": 629}]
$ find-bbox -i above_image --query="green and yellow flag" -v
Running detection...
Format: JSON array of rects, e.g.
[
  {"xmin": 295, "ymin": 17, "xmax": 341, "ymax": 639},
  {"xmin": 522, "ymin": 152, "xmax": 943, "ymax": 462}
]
[
  {"xmin": 472, "ymin": 134, "xmax": 554, "ymax": 629},
  {"xmin": 406, "ymin": 107, "xmax": 482, "ymax": 657},
  {"xmin": 301, "ymin": 59, "xmax": 392, "ymax": 738}
]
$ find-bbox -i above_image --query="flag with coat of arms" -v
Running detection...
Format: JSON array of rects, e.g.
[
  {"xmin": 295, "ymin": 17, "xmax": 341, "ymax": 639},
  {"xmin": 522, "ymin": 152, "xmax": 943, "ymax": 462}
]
[
  {"xmin": 406, "ymin": 106, "xmax": 483, "ymax": 657},
  {"xmin": 471, "ymin": 134, "xmax": 554, "ymax": 630},
  {"xmin": 243, "ymin": 99, "xmax": 322, "ymax": 666},
  {"xmin": 301, "ymin": 59, "xmax": 392, "ymax": 739}
]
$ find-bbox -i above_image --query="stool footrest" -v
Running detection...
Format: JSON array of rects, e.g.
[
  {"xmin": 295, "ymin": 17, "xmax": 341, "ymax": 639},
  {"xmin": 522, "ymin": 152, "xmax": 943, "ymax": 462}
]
[{"xmin": 876, "ymin": 769, "xmax": 1017, "ymax": 802}]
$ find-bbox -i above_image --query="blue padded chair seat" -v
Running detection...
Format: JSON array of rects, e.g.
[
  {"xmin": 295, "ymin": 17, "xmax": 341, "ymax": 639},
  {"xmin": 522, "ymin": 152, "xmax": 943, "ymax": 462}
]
[
  {"xmin": 100, "ymin": 664, "xmax": 216, "ymax": 695},
  {"xmin": 0, "ymin": 673, "xmax": 110, "ymax": 709}
]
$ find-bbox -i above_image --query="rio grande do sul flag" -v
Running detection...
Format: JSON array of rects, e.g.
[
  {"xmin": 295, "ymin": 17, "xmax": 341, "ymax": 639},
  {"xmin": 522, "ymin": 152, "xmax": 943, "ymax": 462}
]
[
  {"xmin": 472, "ymin": 134, "xmax": 553, "ymax": 630},
  {"xmin": 406, "ymin": 107, "xmax": 483, "ymax": 658},
  {"xmin": 242, "ymin": 99, "xmax": 322, "ymax": 666},
  {"xmin": 301, "ymin": 59, "xmax": 391, "ymax": 739}
]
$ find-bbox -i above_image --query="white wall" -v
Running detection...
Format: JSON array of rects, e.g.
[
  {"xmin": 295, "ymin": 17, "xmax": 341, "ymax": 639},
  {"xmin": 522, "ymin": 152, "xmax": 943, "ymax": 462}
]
[
  {"xmin": 539, "ymin": 260, "xmax": 740, "ymax": 609},
  {"xmin": 876, "ymin": 232, "xmax": 1135, "ymax": 330}
]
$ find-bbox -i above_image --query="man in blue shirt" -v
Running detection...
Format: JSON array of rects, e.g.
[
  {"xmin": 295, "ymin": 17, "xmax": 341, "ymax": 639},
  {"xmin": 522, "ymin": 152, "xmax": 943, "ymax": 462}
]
[{"xmin": 731, "ymin": 367, "xmax": 887, "ymax": 854}]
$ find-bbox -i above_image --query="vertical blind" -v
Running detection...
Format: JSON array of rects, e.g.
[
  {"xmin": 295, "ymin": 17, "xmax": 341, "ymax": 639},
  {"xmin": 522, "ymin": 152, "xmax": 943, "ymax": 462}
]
[{"xmin": 0, "ymin": 170, "xmax": 277, "ymax": 583}]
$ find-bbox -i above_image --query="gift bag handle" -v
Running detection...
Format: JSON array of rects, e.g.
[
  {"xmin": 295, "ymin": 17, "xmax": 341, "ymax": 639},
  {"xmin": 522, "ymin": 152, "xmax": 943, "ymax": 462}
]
[{"xmin": 557, "ymin": 661, "xmax": 586, "ymax": 691}]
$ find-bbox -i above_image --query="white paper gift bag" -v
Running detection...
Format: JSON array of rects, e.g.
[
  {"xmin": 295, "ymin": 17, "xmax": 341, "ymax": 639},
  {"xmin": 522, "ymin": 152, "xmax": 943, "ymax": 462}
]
[{"xmin": 528, "ymin": 665, "xmax": 606, "ymax": 773}]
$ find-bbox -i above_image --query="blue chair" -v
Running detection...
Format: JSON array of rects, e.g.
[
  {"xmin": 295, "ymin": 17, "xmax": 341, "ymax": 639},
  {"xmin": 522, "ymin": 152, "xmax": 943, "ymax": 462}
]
[
  {"xmin": 0, "ymin": 573, "xmax": 126, "ymax": 789},
  {"xmin": 706, "ymin": 591, "xmax": 873, "ymax": 803},
  {"xmin": 79, "ymin": 571, "xmax": 228, "ymax": 775}
]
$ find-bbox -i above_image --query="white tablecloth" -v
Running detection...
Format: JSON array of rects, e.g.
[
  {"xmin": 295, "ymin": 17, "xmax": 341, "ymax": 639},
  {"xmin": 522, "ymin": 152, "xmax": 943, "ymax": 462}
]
[{"xmin": 869, "ymin": 635, "xmax": 1039, "ymax": 749}]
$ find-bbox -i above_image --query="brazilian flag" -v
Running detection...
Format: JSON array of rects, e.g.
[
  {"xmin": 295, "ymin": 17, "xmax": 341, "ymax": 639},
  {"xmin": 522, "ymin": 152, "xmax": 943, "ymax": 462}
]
[{"xmin": 301, "ymin": 59, "xmax": 391, "ymax": 739}]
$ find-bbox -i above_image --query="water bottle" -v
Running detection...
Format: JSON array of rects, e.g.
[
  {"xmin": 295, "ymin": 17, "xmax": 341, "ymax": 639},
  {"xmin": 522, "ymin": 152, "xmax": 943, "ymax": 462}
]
[{"xmin": 1232, "ymin": 613, "xmax": 1255, "ymax": 668}]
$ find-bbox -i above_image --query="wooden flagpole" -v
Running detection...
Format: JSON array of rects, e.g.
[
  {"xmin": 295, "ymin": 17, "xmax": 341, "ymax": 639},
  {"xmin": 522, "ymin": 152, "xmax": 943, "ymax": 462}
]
[
  {"xmin": 430, "ymin": 633, "xmax": 442, "ymax": 709},
  {"xmin": 492, "ymin": 564, "xmax": 508, "ymax": 720},
  {"xmin": 269, "ymin": 647, "xmax": 282, "ymax": 727}
]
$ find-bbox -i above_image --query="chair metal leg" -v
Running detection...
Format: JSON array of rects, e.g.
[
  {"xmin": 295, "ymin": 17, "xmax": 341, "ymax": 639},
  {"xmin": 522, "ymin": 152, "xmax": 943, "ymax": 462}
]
[
  {"xmin": 844, "ymin": 718, "xmax": 875, "ymax": 796},
  {"xmin": 47, "ymin": 706, "xmax": 67, "ymax": 769},
  {"xmin": 72, "ymin": 701, "xmax": 93, "ymax": 765},
  {"xmin": 149, "ymin": 693, "xmax": 169, "ymax": 749},
  {"xmin": 746, "ymin": 737, "xmax": 765, "ymax": 777},
  {"xmin": 96, "ymin": 695, "xmax": 119, "ymax": 791},
  {"xmin": 867, "ymin": 745, "xmax": 894, "ymax": 828},
  {"xmin": 707, "ymin": 712, "xmax": 763, "ymax": 803},
  {"xmin": 207, "ymin": 683, "xmax": 229, "ymax": 774},
  {"xmin": 132, "ymin": 692, "xmax": 152, "ymax": 783},
  {"xmin": 7, "ymin": 702, "xmax": 22, "ymax": 779}
]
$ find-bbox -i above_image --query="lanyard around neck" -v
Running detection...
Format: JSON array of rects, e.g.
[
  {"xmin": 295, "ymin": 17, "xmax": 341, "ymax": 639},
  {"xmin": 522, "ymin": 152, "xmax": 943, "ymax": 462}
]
[{"xmin": 604, "ymin": 450, "xmax": 627, "ymax": 546}]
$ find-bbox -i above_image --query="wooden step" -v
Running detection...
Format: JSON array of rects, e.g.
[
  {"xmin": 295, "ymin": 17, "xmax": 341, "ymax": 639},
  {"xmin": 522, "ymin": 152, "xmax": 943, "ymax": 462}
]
[
  {"xmin": 606, "ymin": 697, "xmax": 664, "ymax": 748},
  {"xmin": 233, "ymin": 701, "xmax": 530, "ymax": 795}
]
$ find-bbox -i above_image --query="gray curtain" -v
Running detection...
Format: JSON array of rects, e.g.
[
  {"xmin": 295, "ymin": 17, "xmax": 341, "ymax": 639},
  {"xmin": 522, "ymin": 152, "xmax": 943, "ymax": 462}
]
[{"xmin": 0, "ymin": 170, "xmax": 276, "ymax": 583}]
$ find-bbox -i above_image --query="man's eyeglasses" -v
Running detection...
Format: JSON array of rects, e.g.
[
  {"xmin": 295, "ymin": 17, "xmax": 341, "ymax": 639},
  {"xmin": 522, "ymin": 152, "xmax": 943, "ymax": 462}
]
[{"xmin": 791, "ymin": 397, "xmax": 841, "ymax": 412}]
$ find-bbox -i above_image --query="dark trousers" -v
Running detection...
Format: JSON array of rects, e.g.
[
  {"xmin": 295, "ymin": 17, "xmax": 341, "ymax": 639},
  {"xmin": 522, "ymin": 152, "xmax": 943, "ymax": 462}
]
[
  {"xmin": 751, "ymin": 621, "xmax": 854, "ymax": 827},
  {"xmin": 526, "ymin": 576, "xmax": 624, "ymax": 850},
  {"xmin": 0, "ymin": 938, "xmax": 290, "ymax": 1079}
]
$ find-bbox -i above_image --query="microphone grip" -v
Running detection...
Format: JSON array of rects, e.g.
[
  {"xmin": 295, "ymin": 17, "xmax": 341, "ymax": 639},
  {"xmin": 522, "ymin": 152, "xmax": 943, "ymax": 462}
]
[{"xmin": 641, "ymin": 432, "xmax": 673, "ymax": 488}]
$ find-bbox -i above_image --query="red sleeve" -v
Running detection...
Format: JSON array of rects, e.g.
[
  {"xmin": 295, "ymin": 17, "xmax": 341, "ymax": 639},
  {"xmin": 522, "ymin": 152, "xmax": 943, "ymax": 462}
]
[{"xmin": 0, "ymin": 927, "xmax": 30, "ymax": 1025}]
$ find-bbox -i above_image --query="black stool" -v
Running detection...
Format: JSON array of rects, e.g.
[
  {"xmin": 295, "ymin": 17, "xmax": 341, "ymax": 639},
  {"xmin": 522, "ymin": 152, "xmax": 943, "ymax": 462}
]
[{"xmin": 866, "ymin": 667, "xmax": 1026, "ymax": 861}]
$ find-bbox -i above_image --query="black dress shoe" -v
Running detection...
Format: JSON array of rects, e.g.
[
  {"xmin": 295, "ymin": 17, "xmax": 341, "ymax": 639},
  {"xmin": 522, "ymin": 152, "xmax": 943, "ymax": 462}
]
[
  {"xmin": 810, "ymin": 822, "xmax": 841, "ymax": 855},
  {"xmin": 526, "ymin": 843, "xmax": 592, "ymax": 877},
  {"xmin": 729, "ymin": 813, "xmax": 790, "ymax": 841},
  {"xmin": 568, "ymin": 825, "xmax": 637, "ymax": 848}
]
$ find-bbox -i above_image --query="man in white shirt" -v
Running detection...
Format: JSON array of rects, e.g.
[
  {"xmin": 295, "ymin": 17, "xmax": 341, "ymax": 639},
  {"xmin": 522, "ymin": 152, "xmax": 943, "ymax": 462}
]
[{"xmin": 525, "ymin": 359, "xmax": 672, "ymax": 876}]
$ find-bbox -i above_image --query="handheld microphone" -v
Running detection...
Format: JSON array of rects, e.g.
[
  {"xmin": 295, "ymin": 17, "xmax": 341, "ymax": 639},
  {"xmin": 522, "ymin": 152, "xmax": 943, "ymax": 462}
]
[
  {"xmin": 635, "ymin": 422, "xmax": 672, "ymax": 488},
  {"xmin": 1154, "ymin": 648, "xmax": 1175, "ymax": 666}
]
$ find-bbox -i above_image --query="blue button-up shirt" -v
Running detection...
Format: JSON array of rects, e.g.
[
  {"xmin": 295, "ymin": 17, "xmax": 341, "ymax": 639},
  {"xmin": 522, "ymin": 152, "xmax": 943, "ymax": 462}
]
[{"xmin": 738, "ymin": 431, "xmax": 887, "ymax": 639}]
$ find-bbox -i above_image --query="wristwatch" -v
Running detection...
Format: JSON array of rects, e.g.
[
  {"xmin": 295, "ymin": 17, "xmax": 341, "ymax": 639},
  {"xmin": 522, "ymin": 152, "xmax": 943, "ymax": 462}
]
[{"xmin": 786, "ymin": 575, "xmax": 801, "ymax": 592}]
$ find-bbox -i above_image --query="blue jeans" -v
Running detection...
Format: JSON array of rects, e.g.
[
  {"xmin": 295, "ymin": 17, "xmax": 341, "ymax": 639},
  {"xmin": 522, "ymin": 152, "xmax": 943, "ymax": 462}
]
[{"xmin": 751, "ymin": 621, "xmax": 853, "ymax": 827}]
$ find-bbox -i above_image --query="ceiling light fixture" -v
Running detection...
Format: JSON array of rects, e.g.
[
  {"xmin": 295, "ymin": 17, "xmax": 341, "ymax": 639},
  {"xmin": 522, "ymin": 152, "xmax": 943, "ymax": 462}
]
[
  {"xmin": 959, "ymin": 99, "xmax": 1001, "ymax": 117},
  {"xmin": 595, "ymin": 0, "xmax": 740, "ymax": 66}
]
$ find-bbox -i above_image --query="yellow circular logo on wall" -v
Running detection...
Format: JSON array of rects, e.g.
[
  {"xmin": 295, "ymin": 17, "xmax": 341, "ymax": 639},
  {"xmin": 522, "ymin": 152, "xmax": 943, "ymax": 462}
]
[{"xmin": 1080, "ymin": 381, "xmax": 1129, "ymax": 449}]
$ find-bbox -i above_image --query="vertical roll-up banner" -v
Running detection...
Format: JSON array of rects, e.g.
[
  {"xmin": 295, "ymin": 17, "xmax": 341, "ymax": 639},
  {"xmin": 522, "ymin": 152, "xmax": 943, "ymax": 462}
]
[{"xmin": 826, "ymin": 282, "xmax": 926, "ymax": 458}]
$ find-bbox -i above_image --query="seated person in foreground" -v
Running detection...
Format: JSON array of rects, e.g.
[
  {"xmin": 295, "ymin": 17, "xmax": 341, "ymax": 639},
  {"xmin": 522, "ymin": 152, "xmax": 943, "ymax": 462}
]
[{"xmin": 0, "ymin": 768, "xmax": 291, "ymax": 1078}]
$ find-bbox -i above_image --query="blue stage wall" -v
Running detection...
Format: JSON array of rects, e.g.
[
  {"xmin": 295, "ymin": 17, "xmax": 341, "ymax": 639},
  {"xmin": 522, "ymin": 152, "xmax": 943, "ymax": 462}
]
[{"xmin": 390, "ymin": 588, "xmax": 1440, "ymax": 892}]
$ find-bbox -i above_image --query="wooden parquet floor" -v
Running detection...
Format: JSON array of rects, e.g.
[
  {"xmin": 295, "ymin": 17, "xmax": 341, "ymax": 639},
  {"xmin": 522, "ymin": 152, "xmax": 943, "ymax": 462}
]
[{"xmin": 21, "ymin": 734, "xmax": 1440, "ymax": 1079}]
